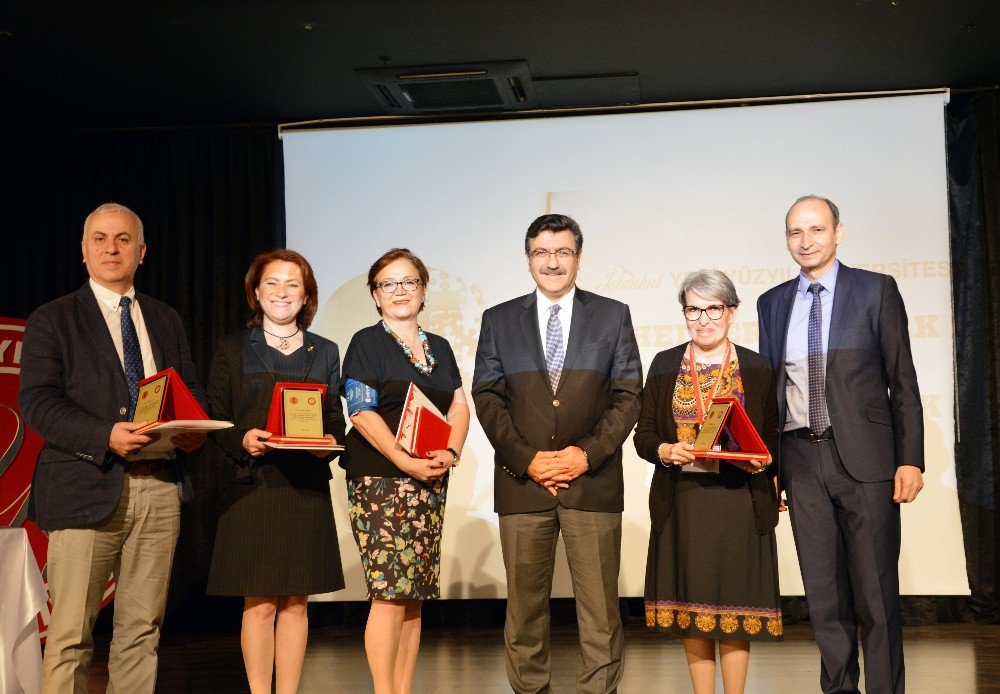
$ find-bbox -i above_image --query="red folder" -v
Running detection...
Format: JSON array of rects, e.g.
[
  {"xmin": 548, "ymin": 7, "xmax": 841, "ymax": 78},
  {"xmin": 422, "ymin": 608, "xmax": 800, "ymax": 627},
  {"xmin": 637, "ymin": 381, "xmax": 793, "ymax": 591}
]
[
  {"xmin": 692, "ymin": 396, "xmax": 771, "ymax": 473},
  {"xmin": 265, "ymin": 382, "xmax": 329, "ymax": 445},
  {"xmin": 395, "ymin": 383, "xmax": 452, "ymax": 459},
  {"xmin": 132, "ymin": 368, "xmax": 208, "ymax": 433}
]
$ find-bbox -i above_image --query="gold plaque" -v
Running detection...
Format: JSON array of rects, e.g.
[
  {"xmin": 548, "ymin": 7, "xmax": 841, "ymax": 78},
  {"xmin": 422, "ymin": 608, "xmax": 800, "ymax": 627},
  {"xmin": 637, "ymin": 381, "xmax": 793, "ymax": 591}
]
[
  {"xmin": 282, "ymin": 388, "xmax": 323, "ymax": 437},
  {"xmin": 693, "ymin": 401, "xmax": 732, "ymax": 452},
  {"xmin": 132, "ymin": 374, "xmax": 168, "ymax": 423}
]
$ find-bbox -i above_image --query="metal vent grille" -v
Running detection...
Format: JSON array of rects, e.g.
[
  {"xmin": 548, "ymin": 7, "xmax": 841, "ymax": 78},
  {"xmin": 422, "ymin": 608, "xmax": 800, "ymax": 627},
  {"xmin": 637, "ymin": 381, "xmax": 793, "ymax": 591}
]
[
  {"xmin": 400, "ymin": 78, "xmax": 503, "ymax": 110},
  {"xmin": 357, "ymin": 60, "xmax": 537, "ymax": 114}
]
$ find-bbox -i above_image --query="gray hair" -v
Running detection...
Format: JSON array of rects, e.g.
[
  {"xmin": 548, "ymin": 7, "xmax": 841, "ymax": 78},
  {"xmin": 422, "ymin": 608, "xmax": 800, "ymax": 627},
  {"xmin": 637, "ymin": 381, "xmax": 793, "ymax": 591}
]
[
  {"xmin": 677, "ymin": 269, "xmax": 740, "ymax": 308},
  {"xmin": 786, "ymin": 195, "xmax": 840, "ymax": 231},
  {"xmin": 82, "ymin": 202, "xmax": 144, "ymax": 244}
]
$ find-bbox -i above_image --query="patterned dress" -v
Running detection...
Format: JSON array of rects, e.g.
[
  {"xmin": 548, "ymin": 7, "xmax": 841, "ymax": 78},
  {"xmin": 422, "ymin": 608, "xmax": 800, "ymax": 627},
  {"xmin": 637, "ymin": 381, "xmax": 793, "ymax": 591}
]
[{"xmin": 644, "ymin": 354, "xmax": 783, "ymax": 641}]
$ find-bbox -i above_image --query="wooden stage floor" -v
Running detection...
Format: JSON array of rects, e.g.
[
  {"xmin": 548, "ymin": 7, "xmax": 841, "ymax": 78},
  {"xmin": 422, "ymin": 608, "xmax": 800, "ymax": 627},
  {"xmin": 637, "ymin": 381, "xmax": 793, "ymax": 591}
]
[{"xmin": 87, "ymin": 622, "xmax": 1000, "ymax": 693}]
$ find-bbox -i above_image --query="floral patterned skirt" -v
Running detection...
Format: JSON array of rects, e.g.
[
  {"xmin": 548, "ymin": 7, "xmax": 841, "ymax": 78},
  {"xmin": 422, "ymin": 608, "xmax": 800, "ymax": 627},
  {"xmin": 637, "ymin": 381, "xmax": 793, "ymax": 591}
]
[{"xmin": 347, "ymin": 476, "xmax": 447, "ymax": 601}]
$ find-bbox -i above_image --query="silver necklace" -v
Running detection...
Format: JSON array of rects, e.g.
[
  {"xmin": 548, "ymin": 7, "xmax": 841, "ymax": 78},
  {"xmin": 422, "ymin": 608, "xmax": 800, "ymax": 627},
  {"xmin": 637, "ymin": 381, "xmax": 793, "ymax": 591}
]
[{"xmin": 262, "ymin": 326, "xmax": 301, "ymax": 350}]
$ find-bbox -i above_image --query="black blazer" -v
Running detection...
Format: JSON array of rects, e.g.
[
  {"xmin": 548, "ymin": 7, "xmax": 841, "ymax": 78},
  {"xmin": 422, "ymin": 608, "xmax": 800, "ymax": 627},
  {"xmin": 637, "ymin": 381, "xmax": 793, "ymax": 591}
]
[
  {"xmin": 632, "ymin": 343, "xmax": 780, "ymax": 535},
  {"xmin": 19, "ymin": 283, "xmax": 206, "ymax": 530},
  {"xmin": 756, "ymin": 263, "xmax": 924, "ymax": 482},
  {"xmin": 472, "ymin": 288, "xmax": 643, "ymax": 515},
  {"xmin": 206, "ymin": 328, "xmax": 346, "ymax": 474}
]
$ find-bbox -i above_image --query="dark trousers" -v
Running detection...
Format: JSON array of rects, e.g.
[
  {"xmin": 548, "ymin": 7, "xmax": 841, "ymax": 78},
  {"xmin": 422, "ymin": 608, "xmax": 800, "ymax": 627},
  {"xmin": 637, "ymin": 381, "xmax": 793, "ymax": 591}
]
[
  {"xmin": 499, "ymin": 505, "xmax": 623, "ymax": 694},
  {"xmin": 782, "ymin": 434, "xmax": 904, "ymax": 694}
]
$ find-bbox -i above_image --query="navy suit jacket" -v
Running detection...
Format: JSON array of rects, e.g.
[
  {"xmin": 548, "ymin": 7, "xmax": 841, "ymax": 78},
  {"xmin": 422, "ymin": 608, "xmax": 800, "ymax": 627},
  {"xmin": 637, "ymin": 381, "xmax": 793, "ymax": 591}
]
[
  {"xmin": 756, "ymin": 264, "xmax": 924, "ymax": 483},
  {"xmin": 472, "ymin": 288, "xmax": 643, "ymax": 515},
  {"xmin": 19, "ymin": 283, "xmax": 206, "ymax": 530}
]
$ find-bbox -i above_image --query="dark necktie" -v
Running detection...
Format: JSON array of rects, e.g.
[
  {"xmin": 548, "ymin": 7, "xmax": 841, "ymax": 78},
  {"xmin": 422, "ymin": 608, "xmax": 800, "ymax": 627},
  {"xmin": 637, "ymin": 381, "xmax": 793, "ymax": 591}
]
[
  {"xmin": 120, "ymin": 296, "xmax": 145, "ymax": 419},
  {"xmin": 807, "ymin": 282, "xmax": 831, "ymax": 435},
  {"xmin": 545, "ymin": 304, "xmax": 564, "ymax": 393}
]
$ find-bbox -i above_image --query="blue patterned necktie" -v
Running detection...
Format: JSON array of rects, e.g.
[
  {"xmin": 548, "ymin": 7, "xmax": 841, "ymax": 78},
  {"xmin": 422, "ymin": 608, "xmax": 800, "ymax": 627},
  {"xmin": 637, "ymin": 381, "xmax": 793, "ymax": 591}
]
[
  {"xmin": 120, "ymin": 296, "xmax": 145, "ymax": 419},
  {"xmin": 545, "ymin": 304, "xmax": 565, "ymax": 393},
  {"xmin": 807, "ymin": 282, "xmax": 831, "ymax": 435}
]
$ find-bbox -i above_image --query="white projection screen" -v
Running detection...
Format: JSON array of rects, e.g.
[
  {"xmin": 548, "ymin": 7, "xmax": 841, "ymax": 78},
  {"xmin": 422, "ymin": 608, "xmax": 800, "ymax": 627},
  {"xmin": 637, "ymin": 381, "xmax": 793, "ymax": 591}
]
[{"xmin": 282, "ymin": 93, "xmax": 968, "ymax": 599}]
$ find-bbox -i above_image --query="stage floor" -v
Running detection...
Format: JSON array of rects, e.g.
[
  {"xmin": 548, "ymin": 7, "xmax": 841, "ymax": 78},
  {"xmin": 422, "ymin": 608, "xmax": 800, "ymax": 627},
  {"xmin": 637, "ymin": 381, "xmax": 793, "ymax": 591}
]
[{"xmin": 88, "ymin": 622, "xmax": 1000, "ymax": 693}]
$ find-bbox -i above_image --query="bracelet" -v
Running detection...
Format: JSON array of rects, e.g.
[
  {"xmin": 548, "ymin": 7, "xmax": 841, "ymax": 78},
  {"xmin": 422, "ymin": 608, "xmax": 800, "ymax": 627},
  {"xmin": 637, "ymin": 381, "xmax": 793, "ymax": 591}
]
[{"xmin": 447, "ymin": 447, "xmax": 461, "ymax": 467}]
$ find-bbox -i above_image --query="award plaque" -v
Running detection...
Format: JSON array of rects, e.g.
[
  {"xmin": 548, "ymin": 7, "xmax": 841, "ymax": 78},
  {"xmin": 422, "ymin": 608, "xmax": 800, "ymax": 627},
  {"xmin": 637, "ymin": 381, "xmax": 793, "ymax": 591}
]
[
  {"xmin": 131, "ymin": 368, "xmax": 233, "ymax": 444},
  {"xmin": 281, "ymin": 388, "xmax": 323, "ymax": 437},
  {"xmin": 690, "ymin": 396, "xmax": 771, "ymax": 473},
  {"xmin": 133, "ymin": 373, "xmax": 169, "ymax": 425},
  {"xmin": 264, "ymin": 382, "xmax": 342, "ymax": 450}
]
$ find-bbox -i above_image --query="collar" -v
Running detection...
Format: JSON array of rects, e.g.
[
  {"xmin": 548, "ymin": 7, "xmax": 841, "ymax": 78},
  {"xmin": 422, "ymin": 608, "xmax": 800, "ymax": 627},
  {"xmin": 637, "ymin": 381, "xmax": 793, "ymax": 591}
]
[
  {"xmin": 89, "ymin": 278, "xmax": 136, "ymax": 311},
  {"xmin": 796, "ymin": 259, "xmax": 840, "ymax": 296},
  {"xmin": 535, "ymin": 286, "xmax": 576, "ymax": 313}
]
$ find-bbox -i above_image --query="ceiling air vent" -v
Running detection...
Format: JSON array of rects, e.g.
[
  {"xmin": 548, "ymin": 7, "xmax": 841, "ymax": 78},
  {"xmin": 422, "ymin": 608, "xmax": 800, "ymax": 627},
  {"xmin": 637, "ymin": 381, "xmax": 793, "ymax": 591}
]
[{"xmin": 357, "ymin": 60, "xmax": 538, "ymax": 114}]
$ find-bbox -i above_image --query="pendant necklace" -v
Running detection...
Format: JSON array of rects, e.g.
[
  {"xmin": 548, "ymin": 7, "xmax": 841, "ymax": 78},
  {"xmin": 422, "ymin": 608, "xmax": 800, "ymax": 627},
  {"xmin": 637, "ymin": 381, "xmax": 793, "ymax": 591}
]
[{"xmin": 263, "ymin": 326, "xmax": 301, "ymax": 350}]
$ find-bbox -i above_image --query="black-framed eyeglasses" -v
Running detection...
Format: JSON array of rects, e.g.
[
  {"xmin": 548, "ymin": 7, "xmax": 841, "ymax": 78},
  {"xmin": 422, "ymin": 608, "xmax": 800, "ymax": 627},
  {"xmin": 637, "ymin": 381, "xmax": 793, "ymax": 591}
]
[
  {"xmin": 683, "ymin": 304, "xmax": 731, "ymax": 321},
  {"xmin": 529, "ymin": 247, "xmax": 577, "ymax": 261},
  {"xmin": 376, "ymin": 278, "xmax": 423, "ymax": 294}
]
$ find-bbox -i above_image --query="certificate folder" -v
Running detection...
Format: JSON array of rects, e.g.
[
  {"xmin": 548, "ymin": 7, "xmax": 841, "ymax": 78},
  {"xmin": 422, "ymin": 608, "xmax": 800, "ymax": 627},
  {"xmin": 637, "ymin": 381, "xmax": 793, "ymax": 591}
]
[
  {"xmin": 132, "ymin": 368, "xmax": 232, "ymax": 435},
  {"xmin": 264, "ymin": 382, "xmax": 338, "ymax": 447},
  {"xmin": 395, "ymin": 383, "xmax": 451, "ymax": 459},
  {"xmin": 691, "ymin": 396, "xmax": 770, "ymax": 473}
]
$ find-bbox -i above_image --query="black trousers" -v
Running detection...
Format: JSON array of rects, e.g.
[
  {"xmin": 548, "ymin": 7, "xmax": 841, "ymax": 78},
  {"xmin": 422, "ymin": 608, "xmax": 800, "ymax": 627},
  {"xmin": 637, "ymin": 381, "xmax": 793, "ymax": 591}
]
[{"xmin": 781, "ymin": 433, "xmax": 904, "ymax": 694}]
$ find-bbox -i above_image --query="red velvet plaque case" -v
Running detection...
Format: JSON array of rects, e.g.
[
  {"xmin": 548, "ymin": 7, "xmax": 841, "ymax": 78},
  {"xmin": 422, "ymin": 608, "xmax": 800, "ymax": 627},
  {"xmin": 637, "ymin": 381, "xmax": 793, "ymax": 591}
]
[
  {"xmin": 264, "ymin": 382, "xmax": 329, "ymax": 445},
  {"xmin": 132, "ymin": 368, "xmax": 209, "ymax": 432},
  {"xmin": 691, "ymin": 396, "xmax": 771, "ymax": 473}
]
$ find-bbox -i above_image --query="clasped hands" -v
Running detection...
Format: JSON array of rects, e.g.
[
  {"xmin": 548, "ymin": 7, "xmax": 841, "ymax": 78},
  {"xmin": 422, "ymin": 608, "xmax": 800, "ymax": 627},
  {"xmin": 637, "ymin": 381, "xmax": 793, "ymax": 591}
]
[
  {"xmin": 526, "ymin": 446, "xmax": 589, "ymax": 496},
  {"xmin": 109, "ymin": 421, "xmax": 207, "ymax": 457}
]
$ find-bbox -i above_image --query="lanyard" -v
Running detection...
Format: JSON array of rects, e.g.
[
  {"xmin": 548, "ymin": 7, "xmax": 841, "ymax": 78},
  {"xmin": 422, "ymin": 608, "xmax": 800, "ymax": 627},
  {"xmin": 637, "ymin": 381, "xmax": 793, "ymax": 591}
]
[{"xmin": 688, "ymin": 340, "xmax": 732, "ymax": 426}]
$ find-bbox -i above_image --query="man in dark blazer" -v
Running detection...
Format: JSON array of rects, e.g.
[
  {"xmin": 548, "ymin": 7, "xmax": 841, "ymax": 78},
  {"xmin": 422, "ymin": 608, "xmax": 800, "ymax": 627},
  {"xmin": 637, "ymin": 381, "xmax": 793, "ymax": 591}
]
[
  {"xmin": 757, "ymin": 196, "xmax": 924, "ymax": 694},
  {"xmin": 19, "ymin": 202, "xmax": 206, "ymax": 694},
  {"xmin": 473, "ymin": 214, "xmax": 642, "ymax": 694}
]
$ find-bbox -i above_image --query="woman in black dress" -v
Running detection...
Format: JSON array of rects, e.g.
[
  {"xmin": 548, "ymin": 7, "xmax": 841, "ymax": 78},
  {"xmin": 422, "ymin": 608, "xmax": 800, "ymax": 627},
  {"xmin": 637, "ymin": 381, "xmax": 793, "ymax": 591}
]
[
  {"xmin": 206, "ymin": 249, "xmax": 346, "ymax": 694},
  {"xmin": 342, "ymin": 248, "xmax": 469, "ymax": 694},
  {"xmin": 634, "ymin": 269, "xmax": 782, "ymax": 694}
]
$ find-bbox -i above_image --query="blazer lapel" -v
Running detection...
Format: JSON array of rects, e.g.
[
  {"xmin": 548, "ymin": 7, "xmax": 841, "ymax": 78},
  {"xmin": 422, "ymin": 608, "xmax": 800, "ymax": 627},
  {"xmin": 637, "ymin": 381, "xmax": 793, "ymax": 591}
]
[
  {"xmin": 517, "ymin": 293, "xmax": 548, "ymax": 381},
  {"xmin": 75, "ymin": 285, "xmax": 128, "ymax": 397},
  {"xmin": 826, "ymin": 264, "xmax": 854, "ymax": 367},
  {"xmin": 557, "ymin": 290, "xmax": 592, "ymax": 391},
  {"xmin": 136, "ymin": 293, "xmax": 168, "ymax": 372},
  {"xmin": 249, "ymin": 327, "xmax": 271, "ymax": 373},
  {"xmin": 773, "ymin": 279, "xmax": 797, "ymax": 366}
]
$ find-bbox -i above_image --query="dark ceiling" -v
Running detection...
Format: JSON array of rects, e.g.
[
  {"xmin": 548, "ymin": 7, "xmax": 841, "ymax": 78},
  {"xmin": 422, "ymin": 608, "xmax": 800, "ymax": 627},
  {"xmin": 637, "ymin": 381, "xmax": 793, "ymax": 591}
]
[{"xmin": 3, "ymin": 1, "xmax": 999, "ymax": 130}]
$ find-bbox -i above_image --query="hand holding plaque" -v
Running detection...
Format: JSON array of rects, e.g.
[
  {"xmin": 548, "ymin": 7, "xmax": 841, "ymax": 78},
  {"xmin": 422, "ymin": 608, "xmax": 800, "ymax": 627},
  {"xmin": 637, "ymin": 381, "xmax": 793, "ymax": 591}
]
[
  {"xmin": 131, "ymin": 368, "xmax": 233, "ymax": 449},
  {"xmin": 691, "ymin": 396, "xmax": 771, "ymax": 473}
]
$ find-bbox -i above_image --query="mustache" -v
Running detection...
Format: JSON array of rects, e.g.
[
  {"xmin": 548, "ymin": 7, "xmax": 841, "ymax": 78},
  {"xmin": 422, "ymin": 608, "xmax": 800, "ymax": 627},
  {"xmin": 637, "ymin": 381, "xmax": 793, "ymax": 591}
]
[{"xmin": 540, "ymin": 269, "xmax": 567, "ymax": 276}]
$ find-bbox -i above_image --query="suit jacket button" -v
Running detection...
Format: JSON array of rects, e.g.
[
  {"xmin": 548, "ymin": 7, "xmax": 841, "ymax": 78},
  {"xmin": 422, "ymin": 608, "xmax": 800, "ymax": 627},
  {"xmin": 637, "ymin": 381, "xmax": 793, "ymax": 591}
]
[
  {"xmin": 552, "ymin": 399, "xmax": 560, "ymax": 407},
  {"xmin": 551, "ymin": 434, "xmax": 556, "ymax": 440},
  {"xmin": 120, "ymin": 407, "xmax": 127, "ymax": 416}
]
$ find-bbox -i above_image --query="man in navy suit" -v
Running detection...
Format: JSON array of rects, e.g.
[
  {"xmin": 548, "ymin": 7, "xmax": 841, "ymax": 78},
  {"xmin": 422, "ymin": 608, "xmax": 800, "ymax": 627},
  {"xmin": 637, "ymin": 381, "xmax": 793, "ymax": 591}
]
[
  {"xmin": 757, "ymin": 196, "xmax": 924, "ymax": 694},
  {"xmin": 19, "ymin": 202, "xmax": 206, "ymax": 694},
  {"xmin": 473, "ymin": 214, "xmax": 642, "ymax": 694}
]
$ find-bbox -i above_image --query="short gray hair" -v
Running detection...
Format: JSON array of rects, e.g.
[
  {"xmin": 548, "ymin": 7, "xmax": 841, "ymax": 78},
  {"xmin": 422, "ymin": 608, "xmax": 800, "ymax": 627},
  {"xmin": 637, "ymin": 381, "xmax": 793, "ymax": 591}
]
[
  {"xmin": 786, "ymin": 195, "xmax": 840, "ymax": 230},
  {"xmin": 82, "ymin": 202, "xmax": 144, "ymax": 244},
  {"xmin": 677, "ymin": 269, "xmax": 740, "ymax": 308}
]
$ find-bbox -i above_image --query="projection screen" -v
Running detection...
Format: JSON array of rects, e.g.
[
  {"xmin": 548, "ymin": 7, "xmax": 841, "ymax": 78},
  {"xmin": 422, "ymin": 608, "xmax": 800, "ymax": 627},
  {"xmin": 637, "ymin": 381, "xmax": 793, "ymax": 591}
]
[{"xmin": 281, "ymin": 92, "xmax": 967, "ymax": 598}]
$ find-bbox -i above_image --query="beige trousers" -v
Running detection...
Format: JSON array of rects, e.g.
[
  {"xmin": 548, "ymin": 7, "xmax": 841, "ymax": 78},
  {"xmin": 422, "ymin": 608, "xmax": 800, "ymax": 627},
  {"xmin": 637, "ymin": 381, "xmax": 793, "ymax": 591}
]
[
  {"xmin": 499, "ymin": 505, "xmax": 624, "ymax": 694},
  {"xmin": 42, "ymin": 473, "xmax": 180, "ymax": 694}
]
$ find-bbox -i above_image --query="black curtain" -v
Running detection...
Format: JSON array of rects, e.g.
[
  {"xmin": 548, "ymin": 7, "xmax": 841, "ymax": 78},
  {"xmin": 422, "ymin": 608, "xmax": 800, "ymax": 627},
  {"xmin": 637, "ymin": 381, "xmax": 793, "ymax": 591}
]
[
  {"xmin": 4, "ymin": 125, "xmax": 283, "ymax": 623},
  {"xmin": 947, "ymin": 91, "xmax": 1000, "ymax": 624}
]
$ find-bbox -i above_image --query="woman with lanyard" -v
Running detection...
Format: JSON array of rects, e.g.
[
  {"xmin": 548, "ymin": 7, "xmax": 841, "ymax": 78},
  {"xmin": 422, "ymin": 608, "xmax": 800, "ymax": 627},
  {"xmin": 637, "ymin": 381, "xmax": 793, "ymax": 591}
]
[
  {"xmin": 633, "ymin": 269, "xmax": 782, "ymax": 694},
  {"xmin": 206, "ymin": 249, "xmax": 346, "ymax": 694},
  {"xmin": 340, "ymin": 248, "xmax": 469, "ymax": 694}
]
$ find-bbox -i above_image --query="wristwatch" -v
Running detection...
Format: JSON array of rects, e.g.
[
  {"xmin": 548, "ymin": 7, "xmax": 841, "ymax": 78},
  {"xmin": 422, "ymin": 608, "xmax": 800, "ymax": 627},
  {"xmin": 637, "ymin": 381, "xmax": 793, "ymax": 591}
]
[{"xmin": 447, "ymin": 447, "xmax": 461, "ymax": 467}]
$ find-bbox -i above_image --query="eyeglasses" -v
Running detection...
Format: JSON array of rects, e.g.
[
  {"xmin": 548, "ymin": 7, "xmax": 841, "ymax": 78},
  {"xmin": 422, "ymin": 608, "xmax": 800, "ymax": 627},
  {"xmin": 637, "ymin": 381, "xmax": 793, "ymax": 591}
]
[
  {"xmin": 376, "ymin": 278, "xmax": 423, "ymax": 294},
  {"xmin": 529, "ymin": 247, "xmax": 577, "ymax": 261},
  {"xmin": 683, "ymin": 305, "xmax": 731, "ymax": 321}
]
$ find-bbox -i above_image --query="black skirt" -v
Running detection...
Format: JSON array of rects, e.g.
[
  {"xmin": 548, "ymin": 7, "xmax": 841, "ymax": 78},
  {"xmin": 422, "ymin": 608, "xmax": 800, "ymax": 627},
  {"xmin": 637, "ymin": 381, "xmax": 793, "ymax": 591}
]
[
  {"xmin": 207, "ymin": 451, "xmax": 345, "ymax": 596},
  {"xmin": 644, "ymin": 472, "xmax": 782, "ymax": 641}
]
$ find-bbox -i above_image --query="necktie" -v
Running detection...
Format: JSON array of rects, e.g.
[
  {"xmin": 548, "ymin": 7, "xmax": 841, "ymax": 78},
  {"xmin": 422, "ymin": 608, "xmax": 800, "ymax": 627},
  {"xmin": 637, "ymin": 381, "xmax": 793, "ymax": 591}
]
[
  {"xmin": 807, "ymin": 283, "xmax": 831, "ymax": 435},
  {"xmin": 545, "ymin": 304, "xmax": 565, "ymax": 393},
  {"xmin": 120, "ymin": 296, "xmax": 145, "ymax": 419}
]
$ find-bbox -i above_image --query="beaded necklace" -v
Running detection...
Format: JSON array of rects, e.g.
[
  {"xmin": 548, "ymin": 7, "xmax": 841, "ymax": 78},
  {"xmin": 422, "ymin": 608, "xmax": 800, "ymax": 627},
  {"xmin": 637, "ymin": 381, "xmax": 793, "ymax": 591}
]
[{"xmin": 381, "ymin": 320, "xmax": 436, "ymax": 375}]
